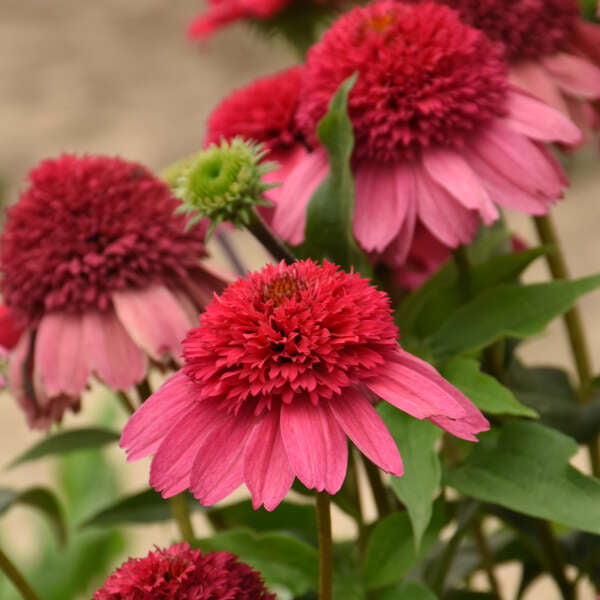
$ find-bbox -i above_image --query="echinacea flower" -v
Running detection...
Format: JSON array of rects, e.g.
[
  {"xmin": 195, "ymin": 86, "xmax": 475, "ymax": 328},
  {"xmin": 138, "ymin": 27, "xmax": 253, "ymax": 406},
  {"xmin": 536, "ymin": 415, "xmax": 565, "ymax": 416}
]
[
  {"xmin": 0, "ymin": 304, "xmax": 23, "ymax": 351},
  {"xmin": 419, "ymin": 0, "xmax": 600, "ymax": 146},
  {"xmin": 205, "ymin": 67, "xmax": 309, "ymax": 220},
  {"xmin": 121, "ymin": 260, "xmax": 488, "ymax": 511},
  {"xmin": 92, "ymin": 543, "xmax": 274, "ymax": 600},
  {"xmin": 273, "ymin": 2, "xmax": 580, "ymax": 267},
  {"xmin": 0, "ymin": 155, "xmax": 232, "ymax": 429}
]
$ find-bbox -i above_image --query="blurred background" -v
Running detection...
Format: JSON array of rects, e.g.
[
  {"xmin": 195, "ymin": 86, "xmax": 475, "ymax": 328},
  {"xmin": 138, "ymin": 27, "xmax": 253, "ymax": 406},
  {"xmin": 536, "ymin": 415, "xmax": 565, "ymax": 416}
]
[{"xmin": 0, "ymin": 1, "xmax": 599, "ymax": 598}]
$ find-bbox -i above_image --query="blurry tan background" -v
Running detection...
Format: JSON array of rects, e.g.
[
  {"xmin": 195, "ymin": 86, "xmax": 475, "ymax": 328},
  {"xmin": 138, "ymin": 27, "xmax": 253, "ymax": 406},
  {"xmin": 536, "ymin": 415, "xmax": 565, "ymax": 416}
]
[{"xmin": 0, "ymin": 1, "xmax": 599, "ymax": 598}]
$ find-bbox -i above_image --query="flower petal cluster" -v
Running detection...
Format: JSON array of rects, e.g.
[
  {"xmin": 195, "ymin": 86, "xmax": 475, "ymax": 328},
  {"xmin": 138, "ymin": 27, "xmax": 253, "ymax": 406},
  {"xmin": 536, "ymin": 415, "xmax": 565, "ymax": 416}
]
[
  {"xmin": 273, "ymin": 1, "xmax": 580, "ymax": 267},
  {"xmin": 121, "ymin": 260, "xmax": 488, "ymax": 511},
  {"xmin": 423, "ymin": 0, "xmax": 600, "ymax": 147},
  {"xmin": 92, "ymin": 543, "xmax": 274, "ymax": 600},
  {"xmin": 0, "ymin": 155, "xmax": 232, "ymax": 429}
]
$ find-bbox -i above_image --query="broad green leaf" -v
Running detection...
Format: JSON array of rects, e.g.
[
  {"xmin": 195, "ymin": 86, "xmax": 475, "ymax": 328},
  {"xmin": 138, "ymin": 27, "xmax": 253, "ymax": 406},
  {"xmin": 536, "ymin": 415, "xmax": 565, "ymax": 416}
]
[
  {"xmin": 303, "ymin": 73, "xmax": 371, "ymax": 274},
  {"xmin": 378, "ymin": 404, "xmax": 442, "ymax": 551},
  {"xmin": 8, "ymin": 427, "xmax": 120, "ymax": 468},
  {"xmin": 441, "ymin": 358, "xmax": 538, "ymax": 418},
  {"xmin": 444, "ymin": 421, "xmax": 600, "ymax": 534},
  {"xmin": 209, "ymin": 499, "xmax": 317, "ymax": 543},
  {"xmin": 377, "ymin": 581, "xmax": 438, "ymax": 600},
  {"xmin": 80, "ymin": 488, "xmax": 201, "ymax": 529},
  {"xmin": 195, "ymin": 529, "xmax": 318, "ymax": 596},
  {"xmin": 429, "ymin": 274, "xmax": 600, "ymax": 360},
  {"xmin": 0, "ymin": 486, "xmax": 66, "ymax": 546},
  {"xmin": 364, "ymin": 498, "xmax": 446, "ymax": 589}
]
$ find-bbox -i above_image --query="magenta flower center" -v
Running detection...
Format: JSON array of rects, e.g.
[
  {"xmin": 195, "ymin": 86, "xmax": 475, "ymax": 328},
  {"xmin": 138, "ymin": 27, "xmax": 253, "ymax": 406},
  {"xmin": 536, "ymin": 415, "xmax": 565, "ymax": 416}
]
[{"xmin": 297, "ymin": 1, "xmax": 509, "ymax": 163}]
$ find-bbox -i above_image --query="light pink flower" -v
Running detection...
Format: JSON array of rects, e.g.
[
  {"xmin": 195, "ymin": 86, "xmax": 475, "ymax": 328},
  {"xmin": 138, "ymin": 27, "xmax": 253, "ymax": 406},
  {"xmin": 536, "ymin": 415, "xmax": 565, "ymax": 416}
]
[
  {"xmin": 0, "ymin": 155, "xmax": 232, "ymax": 429},
  {"xmin": 272, "ymin": 2, "xmax": 580, "ymax": 267},
  {"xmin": 121, "ymin": 260, "xmax": 488, "ymax": 511}
]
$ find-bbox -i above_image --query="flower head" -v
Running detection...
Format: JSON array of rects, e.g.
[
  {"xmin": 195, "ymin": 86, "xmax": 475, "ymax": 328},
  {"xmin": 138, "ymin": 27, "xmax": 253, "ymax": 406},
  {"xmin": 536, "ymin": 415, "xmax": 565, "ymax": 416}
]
[
  {"xmin": 93, "ymin": 543, "xmax": 274, "ymax": 600},
  {"xmin": 273, "ymin": 2, "xmax": 580, "ymax": 267},
  {"xmin": 1, "ymin": 154, "xmax": 231, "ymax": 429},
  {"xmin": 122, "ymin": 260, "xmax": 488, "ymax": 511},
  {"xmin": 174, "ymin": 138, "xmax": 277, "ymax": 232}
]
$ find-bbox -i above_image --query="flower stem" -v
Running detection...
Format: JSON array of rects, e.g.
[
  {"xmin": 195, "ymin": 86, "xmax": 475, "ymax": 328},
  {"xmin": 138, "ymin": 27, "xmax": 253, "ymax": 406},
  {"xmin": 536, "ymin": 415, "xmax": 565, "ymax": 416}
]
[
  {"xmin": 215, "ymin": 230, "xmax": 247, "ymax": 276},
  {"xmin": 453, "ymin": 244, "xmax": 472, "ymax": 298},
  {"xmin": 0, "ymin": 547, "xmax": 40, "ymax": 600},
  {"xmin": 316, "ymin": 491, "xmax": 333, "ymax": 600},
  {"xmin": 168, "ymin": 493, "xmax": 195, "ymax": 543},
  {"xmin": 349, "ymin": 450, "xmax": 367, "ymax": 558},
  {"xmin": 472, "ymin": 516, "xmax": 502, "ymax": 598},
  {"xmin": 116, "ymin": 391, "xmax": 137, "ymax": 415},
  {"xmin": 535, "ymin": 519, "xmax": 575, "ymax": 600},
  {"xmin": 361, "ymin": 455, "xmax": 392, "ymax": 518},
  {"xmin": 247, "ymin": 208, "xmax": 297, "ymax": 265}
]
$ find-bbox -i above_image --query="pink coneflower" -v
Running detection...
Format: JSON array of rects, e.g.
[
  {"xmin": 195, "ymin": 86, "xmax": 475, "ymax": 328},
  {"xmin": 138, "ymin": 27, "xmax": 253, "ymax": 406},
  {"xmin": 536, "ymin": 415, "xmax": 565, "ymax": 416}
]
[
  {"xmin": 121, "ymin": 260, "xmax": 488, "ymax": 511},
  {"xmin": 422, "ymin": 0, "xmax": 600, "ymax": 146},
  {"xmin": 205, "ymin": 66, "xmax": 309, "ymax": 219},
  {"xmin": 93, "ymin": 543, "xmax": 274, "ymax": 600},
  {"xmin": 0, "ymin": 155, "xmax": 231, "ymax": 429},
  {"xmin": 0, "ymin": 304, "xmax": 23, "ymax": 351},
  {"xmin": 273, "ymin": 2, "xmax": 580, "ymax": 267}
]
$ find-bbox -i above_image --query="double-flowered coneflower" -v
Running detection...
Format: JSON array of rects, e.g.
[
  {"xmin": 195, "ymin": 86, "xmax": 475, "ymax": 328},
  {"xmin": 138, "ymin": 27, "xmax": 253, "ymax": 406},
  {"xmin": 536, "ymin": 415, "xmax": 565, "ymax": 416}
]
[
  {"xmin": 121, "ymin": 260, "xmax": 488, "ymax": 511},
  {"xmin": 273, "ymin": 2, "xmax": 580, "ymax": 267},
  {"xmin": 0, "ymin": 154, "xmax": 232, "ymax": 429}
]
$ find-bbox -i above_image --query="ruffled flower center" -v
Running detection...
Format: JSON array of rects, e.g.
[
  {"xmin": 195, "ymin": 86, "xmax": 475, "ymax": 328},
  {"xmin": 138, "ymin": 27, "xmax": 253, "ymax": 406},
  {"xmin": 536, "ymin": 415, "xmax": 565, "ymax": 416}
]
[{"xmin": 262, "ymin": 271, "xmax": 304, "ymax": 306}]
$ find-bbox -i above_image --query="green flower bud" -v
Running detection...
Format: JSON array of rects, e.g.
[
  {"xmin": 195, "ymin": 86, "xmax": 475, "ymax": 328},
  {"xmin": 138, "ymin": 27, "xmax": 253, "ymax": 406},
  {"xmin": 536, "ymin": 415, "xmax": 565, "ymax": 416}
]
[{"xmin": 173, "ymin": 138, "xmax": 278, "ymax": 235}]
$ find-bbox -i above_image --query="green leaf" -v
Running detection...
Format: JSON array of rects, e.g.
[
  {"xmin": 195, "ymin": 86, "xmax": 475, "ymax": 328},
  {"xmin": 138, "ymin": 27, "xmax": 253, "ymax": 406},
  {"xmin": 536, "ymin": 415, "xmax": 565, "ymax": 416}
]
[
  {"xmin": 194, "ymin": 529, "xmax": 318, "ymax": 596},
  {"xmin": 444, "ymin": 420, "xmax": 600, "ymax": 534},
  {"xmin": 303, "ymin": 73, "xmax": 371, "ymax": 275},
  {"xmin": 429, "ymin": 274, "xmax": 600, "ymax": 360},
  {"xmin": 209, "ymin": 499, "xmax": 317, "ymax": 543},
  {"xmin": 441, "ymin": 358, "xmax": 538, "ymax": 418},
  {"xmin": 8, "ymin": 427, "xmax": 120, "ymax": 468},
  {"xmin": 0, "ymin": 486, "xmax": 67, "ymax": 547},
  {"xmin": 378, "ymin": 404, "xmax": 442, "ymax": 551},
  {"xmin": 377, "ymin": 581, "xmax": 438, "ymax": 600},
  {"xmin": 80, "ymin": 488, "xmax": 201, "ymax": 529},
  {"xmin": 364, "ymin": 498, "xmax": 446, "ymax": 589}
]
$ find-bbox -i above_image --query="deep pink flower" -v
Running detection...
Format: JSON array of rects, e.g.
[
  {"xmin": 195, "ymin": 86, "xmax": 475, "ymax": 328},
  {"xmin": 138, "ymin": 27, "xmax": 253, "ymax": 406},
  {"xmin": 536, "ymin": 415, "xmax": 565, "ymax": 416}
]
[
  {"xmin": 121, "ymin": 260, "xmax": 488, "ymax": 511},
  {"xmin": 92, "ymin": 543, "xmax": 274, "ymax": 600},
  {"xmin": 0, "ymin": 304, "xmax": 23, "ymax": 351},
  {"xmin": 205, "ymin": 67, "xmax": 309, "ymax": 219},
  {"xmin": 422, "ymin": 0, "xmax": 600, "ymax": 147},
  {"xmin": 273, "ymin": 2, "xmax": 580, "ymax": 267},
  {"xmin": 0, "ymin": 155, "xmax": 232, "ymax": 429}
]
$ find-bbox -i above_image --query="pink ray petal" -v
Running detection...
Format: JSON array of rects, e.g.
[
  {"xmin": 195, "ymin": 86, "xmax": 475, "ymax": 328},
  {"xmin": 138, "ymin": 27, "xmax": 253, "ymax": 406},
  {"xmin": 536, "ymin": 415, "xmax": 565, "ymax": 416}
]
[
  {"xmin": 503, "ymin": 90, "xmax": 581, "ymax": 145},
  {"xmin": 34, "ymin": 312, "xmax": 90, "ymax": 397},
  {"xmin": 112, "ymin": 284, "xmax": 194, "ymax": 362},
  {"xmin": 243, "ymin": 409, "xmax": 295, "ymax": 511},
  {"xmin": 509, "ymin": 61, "xmax": 569, "ymax": 115},
  {"xmin": 150, "ymin": 401, "xmax": 227, "ymax": 498},
  {"xmin": 263, "ymin": 146, "xmax": 310, "ymax": 207},
  {"xmin": 82, "ymin": 310, "xmax": 147, "ymax": 390},
  {"xmin": 272, "ymin": 147, "xmax": 330, "ymax": 246},
  {"xmin": 542, "ymin": 52, "xmax": 600, "ymax": 99},
  {"xmin": 415, "ymin": 164, "xmax": 479, "ymax": 247},
  {"xmin": 189, "ymin": 408, "xmax": 257, "ymax": 506},
  {"xmin": 280, "ymin": 400, "xmax": 348, "ymax": 494},
  {"xmin": 422, "ymin": 148, "xmax": 498, "ymax": 225},
  {"xmin": 329, "ymin": 387, "xmax": 403, "ymax": 477},
  {"xmin": 120, "ymin": 372, "xmax": 200, "ymax": 461}
]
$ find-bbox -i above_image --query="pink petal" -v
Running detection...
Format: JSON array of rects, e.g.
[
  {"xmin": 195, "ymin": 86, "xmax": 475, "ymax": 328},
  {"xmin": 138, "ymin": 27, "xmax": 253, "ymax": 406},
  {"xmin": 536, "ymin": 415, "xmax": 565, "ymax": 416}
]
[
  {"xmin": 112, "ymin": 285, "xmax": 194, "ymax": 362},
  {"xmin": 280, "ymin": 400, "xmax": 348, "ymax": 494},
  {"xmin": 189, "ymin": 408, "xmax": 257, "ymax": 506},
  {"xmin": 272, "ymin": 147, "xmax": 329, "ymax": 246},
  {"xmin": 82, "ymin": 310, "xmax": 147, "ymax": 390},
  {"xmin": 150, "ymin": 401, "xmax": 227, "ymax": 497},
  {"xmin": 542, "ymin": 52, "xmax": 600, "ymax": 99},
  {"xmin": 353, "ymin": 162, "xmax": 407, "ymax": 252},
  {"xmin": 263, "ymin": 146, "xmax": 310, "ymax": 207},
  {"xmin": 329, "ymin": 388, "xmax": 403, "ymax": 477},
  {"xmin": 422, "ymin": 148, "xmax": 498, "ymax": 225},
  {"xmin": 120, "ymin": 371, "xmax": 200, "ymax": 461},
  {"xmin": 34, "ymin": 312, "xmax": 90, "ymax": 397},
  {"xmin": 503, "ymin": 90, "xmax": 581, "ymax": 145},
  {"xmin": 510, "ymin": 61, "xmax": 569, "ymax": 115},
  {"xmin": 415, "ymin": 164, "xmax": 479, "ymax": 247},
  {"xmin": 243, "ymin": 409, "xmax": 295, "ymax": 511}
]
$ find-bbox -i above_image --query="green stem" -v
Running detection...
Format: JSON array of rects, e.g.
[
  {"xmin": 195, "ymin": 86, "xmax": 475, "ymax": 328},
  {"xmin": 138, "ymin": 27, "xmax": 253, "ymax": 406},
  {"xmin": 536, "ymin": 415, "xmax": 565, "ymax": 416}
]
[
  {"xmin": 0, "ymin": 548, "xmax": 41, "ymax": 600},
  {"xmin": 215, "ymin": 230, "xmax": 247, "ymax": 276},
  {"xmin": 472, "ymin": 516, "xmax": 502, "ymax": 599},
  {"xmin": 116, "ymin": 391, "xmax": 137, "ymax": 415},
  {"xmin": 316, "ymin": 491, "xmax": 333, "ymax": 600},
  {"xmin": 247, "ymin": 208, "xmax": 297, "ymax": 265},
  {"xmin": 361, "ymin": 455, "xmax": 392, "ymax": 518},
  {"xmin": 453, "ymin": 244, "xmax": 472, "ymax": 298},
  {"xmin": 136, "ymin": 379, "xmax": 152, "ymax": 404},
  {"xmin": 349, "ymin": 450, "xmax": 367, "ymax": 558},
  {"xmin": 535, "ymin": 519, "xmax": 575, "ymax": 600},
  {"xmin": 168, "ymin": 493, "xmax": 195, "ymax": 543}
]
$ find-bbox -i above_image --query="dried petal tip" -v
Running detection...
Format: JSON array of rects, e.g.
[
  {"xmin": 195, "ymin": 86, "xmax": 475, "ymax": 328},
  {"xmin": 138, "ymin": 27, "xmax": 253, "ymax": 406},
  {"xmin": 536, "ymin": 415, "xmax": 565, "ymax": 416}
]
[{"xmin": 174, "ymin": 137, "xmax": 278, "ymax": 234}]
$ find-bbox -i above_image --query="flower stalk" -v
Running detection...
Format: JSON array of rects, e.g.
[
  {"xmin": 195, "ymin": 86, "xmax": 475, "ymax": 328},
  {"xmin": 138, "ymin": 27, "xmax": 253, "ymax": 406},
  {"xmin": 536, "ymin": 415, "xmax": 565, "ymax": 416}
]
[
  {"xmin": 247, "ymin": 208, "xmax": 297, "ymax": 265},
  {"xmin": 168, "ymin": 493, "xmax": 196, "ymax": 544},
  {"xmin": 316, "ymin": 491, "xmax": 333, "ymax": 600},
  {"xmin": 0, "ymin": 547, "xmax": 41, "ymax": 600}
]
